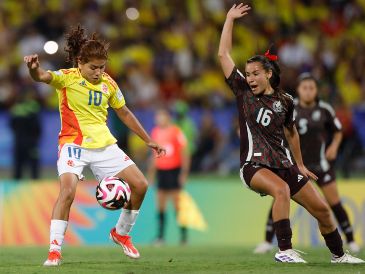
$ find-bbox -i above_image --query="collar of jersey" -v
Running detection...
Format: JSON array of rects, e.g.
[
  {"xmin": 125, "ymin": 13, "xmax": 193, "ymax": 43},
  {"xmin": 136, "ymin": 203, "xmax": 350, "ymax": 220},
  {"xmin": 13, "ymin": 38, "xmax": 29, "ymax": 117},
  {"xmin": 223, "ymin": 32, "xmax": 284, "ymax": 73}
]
[{"xmin": 77, "ymin": 68, "xmax": 102, "ymax": 89}]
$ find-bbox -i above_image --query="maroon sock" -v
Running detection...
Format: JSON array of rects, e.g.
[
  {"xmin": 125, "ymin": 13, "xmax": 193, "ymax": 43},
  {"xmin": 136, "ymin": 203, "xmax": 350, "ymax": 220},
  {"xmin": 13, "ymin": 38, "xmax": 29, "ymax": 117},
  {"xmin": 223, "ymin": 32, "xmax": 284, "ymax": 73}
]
[
  {"xmin": 265, "ymin": 207, "xmax": 275, "ymax": 243},
  {"xmin": 331, "ymin": 202, "xmax": 354, "ymax": 243},
  {"xmin": 322, "ymin": 229, "xmax": 344, "ymax": 257},
  {"xmin": 273, "ymin": 219, "xmax": 292, "ymax": 251}
]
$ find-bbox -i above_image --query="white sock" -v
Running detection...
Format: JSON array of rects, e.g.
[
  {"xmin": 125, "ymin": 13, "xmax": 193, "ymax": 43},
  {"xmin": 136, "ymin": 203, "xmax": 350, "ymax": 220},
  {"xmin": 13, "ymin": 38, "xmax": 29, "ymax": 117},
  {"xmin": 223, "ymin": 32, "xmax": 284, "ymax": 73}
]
[
  {"xmin": 116, "ymin": 209, "xmax": 139, "ymax": 235},
  {"xmin": 49, "ymin": 220, "xmax": 68, "ymax": 251}
]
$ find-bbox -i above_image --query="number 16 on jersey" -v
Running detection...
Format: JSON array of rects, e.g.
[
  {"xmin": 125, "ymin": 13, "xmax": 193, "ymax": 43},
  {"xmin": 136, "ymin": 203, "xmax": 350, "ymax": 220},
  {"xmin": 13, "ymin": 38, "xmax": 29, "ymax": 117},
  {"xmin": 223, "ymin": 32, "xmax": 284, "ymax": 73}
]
[{"xmin": 256, "ymin": 107, "xmax": 273, "ymax": 127}]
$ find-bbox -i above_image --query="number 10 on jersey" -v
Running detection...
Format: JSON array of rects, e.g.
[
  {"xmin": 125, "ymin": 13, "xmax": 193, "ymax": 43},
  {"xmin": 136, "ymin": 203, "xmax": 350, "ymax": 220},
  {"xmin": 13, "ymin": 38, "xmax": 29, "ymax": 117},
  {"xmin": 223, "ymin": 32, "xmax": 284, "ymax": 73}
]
[
  {"xmin": 88, "ymin": 90, "xmax": 102, "ymax": 106},
  {"xmin": 256, "ymin": 108, "xmax": 273, "ymax": 126}
]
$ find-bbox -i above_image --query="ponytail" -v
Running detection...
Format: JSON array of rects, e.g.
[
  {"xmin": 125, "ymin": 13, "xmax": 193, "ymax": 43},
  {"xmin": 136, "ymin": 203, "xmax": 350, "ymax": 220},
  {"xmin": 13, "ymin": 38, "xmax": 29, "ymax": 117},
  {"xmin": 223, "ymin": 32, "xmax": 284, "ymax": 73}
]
[{"xmin": 65, "ymin": 25, "xmax": 109, "ymax": 67}]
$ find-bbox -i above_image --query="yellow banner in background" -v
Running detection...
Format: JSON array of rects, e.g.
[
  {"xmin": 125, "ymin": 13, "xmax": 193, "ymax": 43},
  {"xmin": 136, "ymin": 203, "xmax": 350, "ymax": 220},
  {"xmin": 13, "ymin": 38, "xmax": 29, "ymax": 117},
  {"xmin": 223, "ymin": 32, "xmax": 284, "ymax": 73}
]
[
  {"xmin": 177, "ymin": 191, "xmax": 207, "ymax": 231},
  {"xmin": 0, "ymin": 179, "xmax": 364, "ymax": 246}
]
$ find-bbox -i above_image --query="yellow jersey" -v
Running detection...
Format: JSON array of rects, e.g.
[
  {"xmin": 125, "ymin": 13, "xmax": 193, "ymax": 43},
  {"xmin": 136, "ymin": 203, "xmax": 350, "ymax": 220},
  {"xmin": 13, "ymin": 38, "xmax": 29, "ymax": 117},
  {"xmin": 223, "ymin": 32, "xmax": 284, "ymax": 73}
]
[{"xmin": 48, "ymin": 68, "xmax": 125, "ymax": 148}]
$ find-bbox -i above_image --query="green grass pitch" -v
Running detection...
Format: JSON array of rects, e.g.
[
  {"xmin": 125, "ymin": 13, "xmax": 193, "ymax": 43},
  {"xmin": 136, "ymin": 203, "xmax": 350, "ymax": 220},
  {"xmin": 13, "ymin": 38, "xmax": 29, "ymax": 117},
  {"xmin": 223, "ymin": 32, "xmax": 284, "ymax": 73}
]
[{"xmin": 1, "ymin": 246, "xmax": 364, "ymax": 273}]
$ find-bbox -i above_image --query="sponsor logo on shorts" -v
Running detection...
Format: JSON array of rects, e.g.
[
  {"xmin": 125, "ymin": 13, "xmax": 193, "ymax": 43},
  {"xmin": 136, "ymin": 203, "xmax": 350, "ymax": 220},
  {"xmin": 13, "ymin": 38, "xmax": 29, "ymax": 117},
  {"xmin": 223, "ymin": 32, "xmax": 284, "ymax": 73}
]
[
  {"xmin": 124, "ymin": 155, "xmax": 130, "ymax": 161},
  {"xmin": 67, "ymin": 160, "xmax": 75, "ymax": 167},
  {"xmin": 297, "ymin": 174, "xmax": 304, "ymax": 182}
]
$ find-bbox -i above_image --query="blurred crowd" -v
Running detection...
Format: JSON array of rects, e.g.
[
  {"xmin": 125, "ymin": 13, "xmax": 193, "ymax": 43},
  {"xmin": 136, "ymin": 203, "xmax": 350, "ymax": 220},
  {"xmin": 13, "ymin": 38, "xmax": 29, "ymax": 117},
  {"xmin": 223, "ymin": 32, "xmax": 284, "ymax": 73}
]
[{"xmin": 0, "ymin": 0, "xmax": 365, "ymax": 177}]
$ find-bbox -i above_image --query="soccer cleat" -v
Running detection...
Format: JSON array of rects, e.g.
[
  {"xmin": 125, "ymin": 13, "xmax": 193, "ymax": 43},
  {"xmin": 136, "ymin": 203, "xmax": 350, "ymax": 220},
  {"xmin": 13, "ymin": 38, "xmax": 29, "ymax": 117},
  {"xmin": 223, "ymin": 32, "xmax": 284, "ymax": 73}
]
[
  {"xmin": 253, "ymin": 242, "xmax": 274, "ymax": 254},
  {"xmin": 348, "ymin": 241, "xmax": 361, "ymax": 253},
  {"xmin": 274, "ymin": 249, "xmax": 307, "ymax": 263},
  {"xmin": 43, "ymin": 250, "xmax": 62, "ymax": 266},
  {"xmin": 331, "ymin": 251, "xmax": 365, "ymax": 264},
  {"xmin": 110, "ymin": 228, "xmax": 140, "ymax": 259}
]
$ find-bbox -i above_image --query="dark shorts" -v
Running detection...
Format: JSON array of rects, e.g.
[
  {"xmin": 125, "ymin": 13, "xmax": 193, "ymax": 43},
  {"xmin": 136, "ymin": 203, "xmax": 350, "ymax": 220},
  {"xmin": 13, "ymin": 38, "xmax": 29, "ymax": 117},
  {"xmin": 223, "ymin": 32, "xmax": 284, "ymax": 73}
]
[
  {"xmin": 240, "ymin": 162, "xmax": 309, "ymax": 196},
  {"xmin": 314, "ymin": 167, "xmax": 336, "ymax": 187},
  {"xmin": 157, "ymin": 168, "xmax": 181, "ymax": 190}
]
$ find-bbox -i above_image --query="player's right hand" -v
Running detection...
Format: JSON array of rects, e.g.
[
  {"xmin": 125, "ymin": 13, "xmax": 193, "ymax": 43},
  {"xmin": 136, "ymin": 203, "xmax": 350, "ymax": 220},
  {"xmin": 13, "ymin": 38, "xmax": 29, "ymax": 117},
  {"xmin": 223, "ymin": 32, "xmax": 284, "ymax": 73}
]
[
  {"xmin": 24, "ymin": 54, "xmax": 40, "ymax": 70},
  {"xmin": 297, "ymin": 164, "xmax": 318, "ymax": 181},
  {"xmin": 227, "ymin": 3, "xmax": 251, "ymax": 20}
]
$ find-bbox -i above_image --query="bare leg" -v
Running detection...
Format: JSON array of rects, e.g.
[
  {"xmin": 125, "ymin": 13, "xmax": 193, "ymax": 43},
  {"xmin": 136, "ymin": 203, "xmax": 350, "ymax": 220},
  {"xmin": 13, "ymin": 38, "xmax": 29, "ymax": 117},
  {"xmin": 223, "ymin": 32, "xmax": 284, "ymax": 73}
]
[
  {"xmin": 293, "ymin": 182, "xmax": 344, "ymax": 257},
  {"xmin": 52, "ymin": 173, "xmax": 79, "ymax": 220}
]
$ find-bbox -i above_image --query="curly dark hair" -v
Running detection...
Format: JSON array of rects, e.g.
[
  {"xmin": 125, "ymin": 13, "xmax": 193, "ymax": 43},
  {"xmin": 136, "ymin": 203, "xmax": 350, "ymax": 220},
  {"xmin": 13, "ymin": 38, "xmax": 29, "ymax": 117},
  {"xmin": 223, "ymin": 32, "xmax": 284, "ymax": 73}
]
[{"xmin": 64, "ymin": 25, "xmax": 109, "ymax": 67}]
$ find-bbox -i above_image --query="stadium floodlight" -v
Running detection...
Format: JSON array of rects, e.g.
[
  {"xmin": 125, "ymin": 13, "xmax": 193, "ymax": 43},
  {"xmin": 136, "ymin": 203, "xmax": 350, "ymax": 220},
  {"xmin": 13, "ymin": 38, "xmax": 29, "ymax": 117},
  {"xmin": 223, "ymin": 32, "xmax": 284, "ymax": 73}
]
[
  {"xmin": 126, "ymin": 7, "xmax": 139, "ymax": 21},
  {"xmin": 44, "ymin": 41, "xmax": 58, "ymax": 55}
]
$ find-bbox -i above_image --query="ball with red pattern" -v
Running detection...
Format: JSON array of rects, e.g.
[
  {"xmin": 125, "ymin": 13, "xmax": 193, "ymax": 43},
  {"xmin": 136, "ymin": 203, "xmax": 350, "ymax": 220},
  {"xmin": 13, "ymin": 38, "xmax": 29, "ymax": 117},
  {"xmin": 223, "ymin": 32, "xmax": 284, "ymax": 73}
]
[{"xmin": 96, "ymin": 176, "xmax": 131, "ymax": 210}]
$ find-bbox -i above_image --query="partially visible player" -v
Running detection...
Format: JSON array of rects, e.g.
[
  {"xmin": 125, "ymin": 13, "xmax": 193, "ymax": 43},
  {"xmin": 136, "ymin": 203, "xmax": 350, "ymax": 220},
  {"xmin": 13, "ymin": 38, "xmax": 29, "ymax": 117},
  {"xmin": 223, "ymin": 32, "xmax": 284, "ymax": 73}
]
[
  {"xmin": 24, "ymin": 26, "xmax": 165, "ymax": 266},
  {"xmin": 218, "ymin": 3, "xmax": 364, "ymax": 263},
  {"xmin": 148, "ymin": 108, "xmax": 190, "ymax": 245},
  {"xmin": 254, "ymin": 73, "xmax": 360, "ymax": 254}
]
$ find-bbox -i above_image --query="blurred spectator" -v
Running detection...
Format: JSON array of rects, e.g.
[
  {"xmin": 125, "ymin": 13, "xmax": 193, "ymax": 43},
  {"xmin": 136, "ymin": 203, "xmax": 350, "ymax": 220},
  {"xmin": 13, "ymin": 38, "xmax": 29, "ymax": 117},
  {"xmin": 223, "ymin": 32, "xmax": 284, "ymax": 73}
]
[
  {"xmin": 174, "ymin": 100, "xmax": 197, "ymax": 155},
  {"xmin": 218, "ymin": 117, "xmax": 240, "ymax": 175},
  {"xmin": 9, "ymin": 85, "xmax": 42, "ymax": 180},
  {"xmin": 191, "ymin": 112, "xmax": 223, "ymax": 172}
]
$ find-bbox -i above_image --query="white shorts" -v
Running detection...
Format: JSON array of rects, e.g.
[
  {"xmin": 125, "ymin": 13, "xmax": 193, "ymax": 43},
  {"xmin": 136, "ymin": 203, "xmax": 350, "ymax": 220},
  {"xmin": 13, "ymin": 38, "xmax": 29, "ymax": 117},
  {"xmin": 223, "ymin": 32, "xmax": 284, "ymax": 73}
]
[{"xmin": 57, "ymin": 143, "xmax": 135, "ymax": 181}]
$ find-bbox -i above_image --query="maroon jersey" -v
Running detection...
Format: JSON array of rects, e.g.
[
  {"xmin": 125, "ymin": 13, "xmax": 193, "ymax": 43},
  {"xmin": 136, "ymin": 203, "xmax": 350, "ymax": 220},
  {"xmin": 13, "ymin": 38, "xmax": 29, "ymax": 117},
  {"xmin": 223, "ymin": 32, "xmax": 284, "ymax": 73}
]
[
  {"xmin": 294, "ymin": 99, "xmax": 342, "ymax": 172},
  {"xmin": 226, "ymin": 67, "xmax": 295, "ymax": 169}
]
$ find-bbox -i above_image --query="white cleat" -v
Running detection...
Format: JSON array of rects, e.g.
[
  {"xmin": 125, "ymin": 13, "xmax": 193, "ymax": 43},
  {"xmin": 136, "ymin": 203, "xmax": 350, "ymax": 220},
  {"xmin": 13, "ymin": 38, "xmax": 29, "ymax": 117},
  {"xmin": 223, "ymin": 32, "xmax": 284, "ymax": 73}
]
[
  {"xmin": 275, "ymin": 249, "xmax": 307, "ymax": 263},
  {"xmin": 253, "ymin": 242, "xmax": 274, "ymax": 254},
  {"xmin": 348, "ymin": 241, "xmax": 361, "ymax": 254},
  {"xmin": 331, "ymin": 251, "xmax": 365, "ymax": 264},
  {"xmin": 43, "ymin": 250, "xmax": 62, "ymax": 266}
]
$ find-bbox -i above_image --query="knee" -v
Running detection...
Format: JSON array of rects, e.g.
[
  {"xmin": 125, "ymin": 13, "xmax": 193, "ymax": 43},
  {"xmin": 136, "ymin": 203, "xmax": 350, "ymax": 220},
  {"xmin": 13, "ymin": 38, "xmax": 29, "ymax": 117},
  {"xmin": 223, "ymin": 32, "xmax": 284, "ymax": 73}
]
[
  {"xmin": 132, "ymin": 177, "xmax": 148, "ymax": 195},
  {"xmin": 273, "ymin": 185, "xmax": 290, "ymax": 202},
  {"xmin": 58, "ymin": 187, "xmax": 76, "ymax": 206}
]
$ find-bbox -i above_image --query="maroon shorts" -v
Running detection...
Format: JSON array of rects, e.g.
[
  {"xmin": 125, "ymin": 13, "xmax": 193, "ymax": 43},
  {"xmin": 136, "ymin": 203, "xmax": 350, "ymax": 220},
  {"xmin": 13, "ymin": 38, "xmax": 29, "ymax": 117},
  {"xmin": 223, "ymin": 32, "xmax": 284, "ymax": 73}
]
[
  {"xmin": 314, "ymin": 167, "xmax": 336, "ymax": 187},
  {"xmin": 240, "ymin": 162, "xmax": 309, "ymax": 196}
]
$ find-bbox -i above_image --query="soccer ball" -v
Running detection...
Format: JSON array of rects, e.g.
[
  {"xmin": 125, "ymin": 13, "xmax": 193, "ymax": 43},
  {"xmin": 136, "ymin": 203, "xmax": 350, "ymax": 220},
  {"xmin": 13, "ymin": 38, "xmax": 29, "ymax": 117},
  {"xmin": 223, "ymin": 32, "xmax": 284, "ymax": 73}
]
[{"xmin": 96, "ymin": 176, "xmax": 131, "ymax": 210}]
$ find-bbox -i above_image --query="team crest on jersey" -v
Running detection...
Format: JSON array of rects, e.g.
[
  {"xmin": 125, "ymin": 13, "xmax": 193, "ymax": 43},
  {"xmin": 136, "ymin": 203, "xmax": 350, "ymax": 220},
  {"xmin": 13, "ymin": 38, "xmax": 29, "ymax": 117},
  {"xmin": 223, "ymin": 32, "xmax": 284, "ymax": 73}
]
[
  {"xmin": 101, "ymin": 83, "xmax": 109, "ymax": 93},
  {"xmin": 273, "ymin": 100, "xmax": 283, "ymax": 113},
  {"xmin": 312, "ymin": 110, "xmax": 321, "ymax": 121},
  {"xmin": 79, "ymin": 80, "xmax": 86, "ymax": 87}
]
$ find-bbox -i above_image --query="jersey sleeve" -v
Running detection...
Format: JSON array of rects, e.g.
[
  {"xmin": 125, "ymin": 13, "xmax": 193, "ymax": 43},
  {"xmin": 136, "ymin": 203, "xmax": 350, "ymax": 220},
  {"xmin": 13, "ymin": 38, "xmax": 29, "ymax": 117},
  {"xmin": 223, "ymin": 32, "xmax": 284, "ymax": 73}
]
[
  {"xmin": 284, "ymin": 95, "xmax": 295, "ymax": 128},
  {"xmin": 323, "ymin": 103, "xmax": 342, "ymax": 132},
  {"xmin": 225, "ymin": 67, "xmax": 250, "ymax": 96},
  {"xmin": 48, "ymin": 69, "xmax": 71, "ymax": 90},
  {"xmin": 108, "ymin": 81, "xmax": 126, "ymax": 109}
]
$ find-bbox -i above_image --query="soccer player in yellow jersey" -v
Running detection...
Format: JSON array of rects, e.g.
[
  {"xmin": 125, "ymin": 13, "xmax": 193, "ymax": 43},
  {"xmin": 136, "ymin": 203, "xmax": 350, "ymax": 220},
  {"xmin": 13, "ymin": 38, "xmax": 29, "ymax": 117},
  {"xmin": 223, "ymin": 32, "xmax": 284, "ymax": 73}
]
[{"xmin": 24, "ymin": 26, "xmax": 166, "ymax": 266}]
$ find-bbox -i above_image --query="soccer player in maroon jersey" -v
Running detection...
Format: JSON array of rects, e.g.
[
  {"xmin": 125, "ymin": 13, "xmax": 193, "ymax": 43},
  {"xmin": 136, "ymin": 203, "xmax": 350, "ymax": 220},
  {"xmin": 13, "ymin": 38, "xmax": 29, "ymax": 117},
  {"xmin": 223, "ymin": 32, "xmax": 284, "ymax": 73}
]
[
  {"xmin": 218, "ymin": 3, "xmax": 363, "ymax": 263},
  {"xmin": 254, "ymin": 73, "xmax": 360, "ymax": 254}
]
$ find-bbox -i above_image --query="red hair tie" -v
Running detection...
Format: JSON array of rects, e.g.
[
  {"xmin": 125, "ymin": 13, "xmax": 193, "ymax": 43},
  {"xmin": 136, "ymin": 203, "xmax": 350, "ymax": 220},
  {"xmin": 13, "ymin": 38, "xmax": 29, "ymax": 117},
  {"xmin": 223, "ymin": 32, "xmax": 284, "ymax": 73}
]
[{"xmin": 264, "ymin": 50, "xmax": 278, "ymax": 61}]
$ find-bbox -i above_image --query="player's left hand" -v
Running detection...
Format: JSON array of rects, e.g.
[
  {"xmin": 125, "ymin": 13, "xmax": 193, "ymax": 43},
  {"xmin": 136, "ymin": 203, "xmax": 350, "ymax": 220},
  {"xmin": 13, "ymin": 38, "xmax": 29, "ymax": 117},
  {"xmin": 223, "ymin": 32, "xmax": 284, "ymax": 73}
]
[
  {"xmin": 325, "ymin": 145, "xmax": 337, "ymax": 161},
  {"xmin": 297, "ymin": 164, "xmax": 318, "ymax": 181},
  {"xmin": 147, "ymin": 142, "xmax": 166, "ymax": 158}
]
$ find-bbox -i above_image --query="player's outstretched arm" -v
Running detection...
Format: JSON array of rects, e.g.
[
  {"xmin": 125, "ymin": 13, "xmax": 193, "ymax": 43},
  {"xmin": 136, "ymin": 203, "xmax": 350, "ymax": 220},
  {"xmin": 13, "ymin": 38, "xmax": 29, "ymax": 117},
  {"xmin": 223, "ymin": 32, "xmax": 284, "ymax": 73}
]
[
  {"xmin": 24, "ymin": 54, "xmax": 52, "ymax": 83},
  {"xmin": 218, "ymin": 3, "xmax": 251, "ymax": 78},
  {"xmin": 114, "ymin": 105, "xmax": 166, "ymax": 157},
  {"xmin": 284, "ymin": 125, "xmax": 318, "ymax": 181}
]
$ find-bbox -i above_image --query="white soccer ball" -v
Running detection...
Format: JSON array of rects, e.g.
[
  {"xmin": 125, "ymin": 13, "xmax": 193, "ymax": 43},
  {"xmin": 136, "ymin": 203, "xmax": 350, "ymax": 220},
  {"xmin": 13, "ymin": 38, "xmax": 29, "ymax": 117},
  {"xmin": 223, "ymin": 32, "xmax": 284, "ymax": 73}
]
[{"xmin": 96, "ymin": 176, "xmax": 131, "ymax": 210}]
